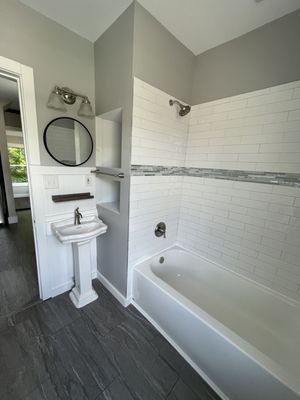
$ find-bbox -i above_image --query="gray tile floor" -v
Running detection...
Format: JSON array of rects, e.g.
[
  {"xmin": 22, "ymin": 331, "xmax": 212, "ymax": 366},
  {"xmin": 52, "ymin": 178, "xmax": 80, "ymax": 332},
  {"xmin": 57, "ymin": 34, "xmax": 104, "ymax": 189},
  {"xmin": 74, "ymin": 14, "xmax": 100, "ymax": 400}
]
[
  {"xmin": 0, "ymin": 210, "xmax": 39, "ymax": 317},
  {"xmin": 0, "ymin": 280, "xmax": 221, "ymax": 400}
]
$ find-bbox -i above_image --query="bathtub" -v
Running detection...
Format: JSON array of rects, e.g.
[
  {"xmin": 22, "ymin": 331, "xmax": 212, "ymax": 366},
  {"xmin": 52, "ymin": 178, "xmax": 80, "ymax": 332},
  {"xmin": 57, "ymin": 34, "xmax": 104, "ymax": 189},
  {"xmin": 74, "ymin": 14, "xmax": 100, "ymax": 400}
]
[{"xmin": 132, "ymin": 247, "xmax": 300, "ymax": 400}]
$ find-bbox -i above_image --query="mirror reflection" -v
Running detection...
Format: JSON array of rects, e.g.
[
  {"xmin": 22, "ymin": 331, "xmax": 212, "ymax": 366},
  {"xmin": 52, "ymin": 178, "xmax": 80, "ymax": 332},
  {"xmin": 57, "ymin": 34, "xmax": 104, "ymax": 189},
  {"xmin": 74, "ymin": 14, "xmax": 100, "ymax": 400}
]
[{"xmin": 44, "ymin": 117, "xmax": 93, "ymax": 166}]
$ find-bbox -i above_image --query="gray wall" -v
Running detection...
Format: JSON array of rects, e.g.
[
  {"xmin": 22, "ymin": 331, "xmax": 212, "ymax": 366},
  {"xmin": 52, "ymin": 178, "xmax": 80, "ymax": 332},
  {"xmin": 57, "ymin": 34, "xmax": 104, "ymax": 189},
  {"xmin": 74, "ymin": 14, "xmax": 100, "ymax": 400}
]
[
  {"xmin": 94, "ymin": 4, "xmax": 135, "ymax": 297},
  {"xmin": 94, "ymin": 1, "xmax": 196, "ymax": 297},
  {"xmin": 192, "ymin": 9, "xmax": 300, "ymax": 105},
  {"xmin": 133, "ymin": 2, "xmax": 195, "ymax": 104},
  {"xmin": 0, "ymin": 0, "xmax": 95, "ymax": 166}
]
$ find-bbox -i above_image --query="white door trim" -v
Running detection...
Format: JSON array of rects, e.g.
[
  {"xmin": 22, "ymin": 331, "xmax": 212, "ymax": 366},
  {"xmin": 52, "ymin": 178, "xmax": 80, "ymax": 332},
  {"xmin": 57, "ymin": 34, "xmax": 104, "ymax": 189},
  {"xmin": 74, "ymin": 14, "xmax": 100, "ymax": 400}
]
[{"xmin": 0, "ymin": 56, "xmax": 50, "ymax": 299}]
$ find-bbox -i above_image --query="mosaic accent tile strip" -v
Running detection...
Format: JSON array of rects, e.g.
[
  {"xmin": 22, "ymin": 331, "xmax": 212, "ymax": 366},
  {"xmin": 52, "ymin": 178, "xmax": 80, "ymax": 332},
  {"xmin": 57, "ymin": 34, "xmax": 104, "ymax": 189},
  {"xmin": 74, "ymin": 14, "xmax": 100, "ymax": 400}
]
[
  {"xmin": 131, "ymin": 165, "xmax": 300, "ymax": 187},
  {"xmin": 131, "ymin": 165, "xmax": 183, "ymax": 176}
]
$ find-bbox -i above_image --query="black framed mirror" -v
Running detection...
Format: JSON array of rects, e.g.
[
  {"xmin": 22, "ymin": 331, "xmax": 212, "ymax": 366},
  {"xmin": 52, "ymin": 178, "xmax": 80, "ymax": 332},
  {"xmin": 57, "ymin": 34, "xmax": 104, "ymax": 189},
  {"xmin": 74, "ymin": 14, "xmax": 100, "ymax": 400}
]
[{"xmin": 43, "ymin": 117, "xmax": 93, "ymax": 166}]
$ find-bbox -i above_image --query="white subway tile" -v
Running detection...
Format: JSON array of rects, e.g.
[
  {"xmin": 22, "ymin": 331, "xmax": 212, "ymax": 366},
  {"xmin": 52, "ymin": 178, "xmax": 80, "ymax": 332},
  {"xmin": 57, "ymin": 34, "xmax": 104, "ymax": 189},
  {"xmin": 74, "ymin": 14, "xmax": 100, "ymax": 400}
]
[
  {"xmin": 247, "ymin": 90, "xmax": 293, "ymax": 107},
  {"xmin": 255, "ymin": 163, "xmax": 300, "ymax": 173},
  {"xmin": 240, "ymin": 133, "xmax": 284, "ymax": 145},
  {"xmin": 294, "ymin": 198, "xmax": 300, "ymax": 207},
  {"xmin": 293, "ymin": 87, "xmax": 300, "ymax": 99},
  {"xmin": 238, "ymin": 153, "xmax": 280, "ymax": 163},
  {"xmin": 289, "ymin": 109, "xmax": 300, "ymax": 121},
  {"xmin": 259, "ymin": 142, "xmax": 300, "ymax": 153},
  {"xmin": 270, "ymin": 80, "xmax": 300, "ymax": 92},
  {"xmin": 130, "ymin": 78, "xmax": 300, "ymax": 301}
]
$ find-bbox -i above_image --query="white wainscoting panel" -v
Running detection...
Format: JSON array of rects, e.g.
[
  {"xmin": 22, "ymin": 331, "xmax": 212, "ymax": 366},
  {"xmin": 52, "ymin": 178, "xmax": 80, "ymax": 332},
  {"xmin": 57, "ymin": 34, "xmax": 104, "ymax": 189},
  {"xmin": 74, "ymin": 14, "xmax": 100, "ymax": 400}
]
[{"xmin": 30, "ymin": 166, "xmax": 97, "ymax": 298}]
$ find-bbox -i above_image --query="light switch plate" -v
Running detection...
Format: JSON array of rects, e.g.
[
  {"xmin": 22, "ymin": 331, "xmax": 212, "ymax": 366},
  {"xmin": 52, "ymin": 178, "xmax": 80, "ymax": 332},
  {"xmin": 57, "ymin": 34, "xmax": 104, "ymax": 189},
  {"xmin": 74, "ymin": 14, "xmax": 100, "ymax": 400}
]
[
  {"xmin": 85, "ymin": 175, "xmax": 92, "ymax": 186},
  {"xmin": 44, "ymin": 175, "xmax": 59, "ymax": 189}
]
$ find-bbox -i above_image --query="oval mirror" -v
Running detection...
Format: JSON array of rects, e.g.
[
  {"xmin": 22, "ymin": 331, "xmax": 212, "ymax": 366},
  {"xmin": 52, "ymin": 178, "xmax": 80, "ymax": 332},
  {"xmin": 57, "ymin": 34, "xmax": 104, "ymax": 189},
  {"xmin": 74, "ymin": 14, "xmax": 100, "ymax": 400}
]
[{"xmin": 43, "ymin": 117, "xmax": 93, "ymax": 166}]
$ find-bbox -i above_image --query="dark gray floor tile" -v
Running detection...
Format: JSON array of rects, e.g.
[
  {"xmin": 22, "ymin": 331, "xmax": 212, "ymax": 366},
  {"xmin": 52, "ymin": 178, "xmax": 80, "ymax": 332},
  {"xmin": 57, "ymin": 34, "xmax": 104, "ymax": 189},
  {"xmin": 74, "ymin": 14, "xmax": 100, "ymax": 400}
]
[
  {"xmin": 96, "ymin": 377, "xmax": 134, "ymax": 400},
  {"xmin": 100, "ymin": 323, "xmax": 177, "ymax": 400},
  {"xmin": 38, "ymin": 333, "xmax": 91, "ymax": 400},
  {"xmin": 0, "ymin": 314, "xmax": 14, "ymax": 333},
  {"xmin": 92, "ymin": 281, "xmax": 130, "ymax": 316},
  {"xmin": 0, "ymin": 275, "xmax": 220, "ymax": 400},
  {"xmin": 151, "ymin": 333, "xmax": 189, "ymax": 372},
  {"xmin": 23, "ymin": 378, "xmax": 60, "ymax": 400},
  {"xmin": 152, "ymin": 335, "xmax": 221, "ymax": 400},
  {"xmin": 12, "ymin": 292, "xmax": 81, "ymax": 336},
  {"xmin": 0, "ymin": 210, "xmax": 39, "ymax": 317},
  {"xmin": 44, "ymin": 329, "xmax": 100, "ymax": 399},
  {"xmin": 167, "ymin": 379, "xmax": 201, "ymax": 400},
  {"xmin": 92, "ymin": 281, "xmax": 159, "ymax": 341},
  {"xmin": 123, "ymin": 304, "xmax": 160, "ymax": 342},
  {"xmin": 0, "ymin": 324, "xmax": 49, "ymax": 400},
  {"xmin": 62, "ymin": 317, "xmax": 118, "ymax": 391},
  {"xmin": 80, "ymin": 284, "xmax": 126, "ymax": 336}
]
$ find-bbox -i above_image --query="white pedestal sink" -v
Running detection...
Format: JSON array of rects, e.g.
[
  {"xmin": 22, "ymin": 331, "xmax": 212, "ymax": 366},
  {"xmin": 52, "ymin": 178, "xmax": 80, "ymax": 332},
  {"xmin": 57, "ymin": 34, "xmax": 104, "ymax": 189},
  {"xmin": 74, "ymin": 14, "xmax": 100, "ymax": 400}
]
[{"xmin": 52, "ymin": 216, "xmax": 107, "ymax": 308}]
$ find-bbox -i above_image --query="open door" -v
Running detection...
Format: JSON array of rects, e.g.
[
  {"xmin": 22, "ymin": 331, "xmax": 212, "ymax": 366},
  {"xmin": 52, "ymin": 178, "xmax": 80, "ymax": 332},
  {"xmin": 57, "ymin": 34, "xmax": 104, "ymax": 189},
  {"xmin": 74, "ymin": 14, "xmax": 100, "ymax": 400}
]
[{"xmin": 0, "ymin": 74, "xmax": 40, "ymax": 315}]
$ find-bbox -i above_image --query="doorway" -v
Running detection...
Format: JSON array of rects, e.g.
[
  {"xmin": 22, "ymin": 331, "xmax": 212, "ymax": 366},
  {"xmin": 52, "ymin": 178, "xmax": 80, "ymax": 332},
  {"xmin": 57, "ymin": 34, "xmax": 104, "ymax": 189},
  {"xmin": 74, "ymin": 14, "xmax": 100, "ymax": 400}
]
[{"xmin": 0, "ymin": 75, "xmax": 40, "ymax": 316}]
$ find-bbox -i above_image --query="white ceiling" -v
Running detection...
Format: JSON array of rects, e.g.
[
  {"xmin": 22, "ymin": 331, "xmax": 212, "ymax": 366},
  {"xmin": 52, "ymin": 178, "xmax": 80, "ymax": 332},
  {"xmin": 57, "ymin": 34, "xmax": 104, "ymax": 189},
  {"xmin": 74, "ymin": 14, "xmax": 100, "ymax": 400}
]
[{"xmin": 19, "ymin": 0, "xmax": 300, "ymax": 54}]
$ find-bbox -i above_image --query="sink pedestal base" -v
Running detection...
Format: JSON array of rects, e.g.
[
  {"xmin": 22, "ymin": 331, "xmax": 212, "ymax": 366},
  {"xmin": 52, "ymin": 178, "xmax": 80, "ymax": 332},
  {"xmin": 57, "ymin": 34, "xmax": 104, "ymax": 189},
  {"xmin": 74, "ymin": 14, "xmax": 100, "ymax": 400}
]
[{"xmin": 69, "ymin": 239, "xmax": 98, "ymax": 308}]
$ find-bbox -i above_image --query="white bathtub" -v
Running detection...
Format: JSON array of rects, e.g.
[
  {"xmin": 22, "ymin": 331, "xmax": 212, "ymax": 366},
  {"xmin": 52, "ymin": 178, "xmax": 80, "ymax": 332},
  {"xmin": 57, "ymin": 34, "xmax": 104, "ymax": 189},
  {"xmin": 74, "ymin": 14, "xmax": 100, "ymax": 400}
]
[{"xmin": 132, "ymin": 247, "xmax": 300, "ymax": 400}]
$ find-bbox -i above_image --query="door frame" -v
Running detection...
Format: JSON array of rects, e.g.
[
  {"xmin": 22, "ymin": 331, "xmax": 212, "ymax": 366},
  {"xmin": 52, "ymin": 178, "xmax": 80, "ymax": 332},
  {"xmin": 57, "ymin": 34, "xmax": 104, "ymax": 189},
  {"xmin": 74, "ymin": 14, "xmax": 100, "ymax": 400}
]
[{"xmin": 0, "ymin": 56, "xmax": 48, "ymax": 299}]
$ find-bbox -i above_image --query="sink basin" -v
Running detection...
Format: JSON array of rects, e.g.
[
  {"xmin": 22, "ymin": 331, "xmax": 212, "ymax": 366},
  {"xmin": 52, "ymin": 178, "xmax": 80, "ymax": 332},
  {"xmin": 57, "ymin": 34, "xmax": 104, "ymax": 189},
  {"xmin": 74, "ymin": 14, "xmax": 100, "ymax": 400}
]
[{"xmin": 52, "ymin": 216, "xmax": 107, "ymax": 244}]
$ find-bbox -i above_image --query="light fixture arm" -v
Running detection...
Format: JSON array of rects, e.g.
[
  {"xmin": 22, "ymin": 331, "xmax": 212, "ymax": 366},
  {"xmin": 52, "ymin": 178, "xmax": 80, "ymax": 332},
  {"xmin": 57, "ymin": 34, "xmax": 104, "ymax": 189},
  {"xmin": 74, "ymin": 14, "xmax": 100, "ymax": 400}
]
[
  {"xmin": 54, "ymin": 86, "xmax": 90, "ymax": 105},
  {"xmin": 47, "ymin": 85, "xmax": 94, "ymax": 117}
]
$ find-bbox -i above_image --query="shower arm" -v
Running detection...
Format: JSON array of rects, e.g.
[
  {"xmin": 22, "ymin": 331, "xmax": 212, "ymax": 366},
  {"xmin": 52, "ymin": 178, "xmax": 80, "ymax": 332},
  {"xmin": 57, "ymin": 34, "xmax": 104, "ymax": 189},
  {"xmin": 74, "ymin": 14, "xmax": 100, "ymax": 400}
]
[{"xmin": 169, "ymin": 99, "xmax": 181, "ymax": 107}]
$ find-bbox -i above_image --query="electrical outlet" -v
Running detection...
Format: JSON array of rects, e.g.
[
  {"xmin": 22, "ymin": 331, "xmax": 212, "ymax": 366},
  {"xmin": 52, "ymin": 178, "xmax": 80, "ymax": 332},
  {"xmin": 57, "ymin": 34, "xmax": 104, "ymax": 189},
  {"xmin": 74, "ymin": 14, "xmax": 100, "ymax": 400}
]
[{"xmin": 44, "ymin": 175, "xmax": 59, "ymax": 189}]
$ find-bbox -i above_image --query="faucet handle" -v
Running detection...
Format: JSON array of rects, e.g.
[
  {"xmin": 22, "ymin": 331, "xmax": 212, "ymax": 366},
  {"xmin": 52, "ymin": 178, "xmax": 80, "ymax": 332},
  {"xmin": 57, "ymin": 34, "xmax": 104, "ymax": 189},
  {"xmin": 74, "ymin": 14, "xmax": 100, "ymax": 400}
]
[{"xmin": 155, "ymin": 222, "xmax": 166, "ymax": 238}]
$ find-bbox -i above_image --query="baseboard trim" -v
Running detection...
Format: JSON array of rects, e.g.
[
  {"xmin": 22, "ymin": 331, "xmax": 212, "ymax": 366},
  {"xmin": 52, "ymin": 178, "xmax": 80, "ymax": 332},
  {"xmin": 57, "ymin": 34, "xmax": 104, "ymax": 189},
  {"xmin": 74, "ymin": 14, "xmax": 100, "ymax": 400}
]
[
  {"xmin": 131, "ymin": 300, "xmax": 229, "ymax": 400},
  {"xmin": 97, "ymin": 271, "xmax": 131, "ymax": 307}
]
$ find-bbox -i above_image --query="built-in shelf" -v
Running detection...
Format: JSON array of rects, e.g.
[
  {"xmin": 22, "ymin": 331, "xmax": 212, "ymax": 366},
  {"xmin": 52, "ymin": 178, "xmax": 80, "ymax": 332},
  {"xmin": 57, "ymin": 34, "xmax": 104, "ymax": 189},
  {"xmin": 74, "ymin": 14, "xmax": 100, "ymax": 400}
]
[
  {"xmin": 98, "ymin": 201, "xmax": 120, "ymax": 214},
  {"xmin": 95, "ymin": 108, "xmax": 123, "ymax": 214},
  {"xmin": 96, "ymin": 108, "xmax": 122, "ymax": 169},
  {"xmin": 52, "ymin": 192, "xmax": 94, "ymax": 203},
  {"xmin": 95, "ymin": 176, "xmax": 120, "ymax": 213}
]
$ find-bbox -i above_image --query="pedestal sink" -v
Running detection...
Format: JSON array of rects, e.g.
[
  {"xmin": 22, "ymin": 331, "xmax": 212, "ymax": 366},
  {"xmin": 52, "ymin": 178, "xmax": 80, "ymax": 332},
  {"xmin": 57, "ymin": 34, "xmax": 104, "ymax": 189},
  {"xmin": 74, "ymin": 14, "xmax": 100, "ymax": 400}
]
[{"xmin": 52, "ymin": 215, "xmax": 107, "ymax": 308}]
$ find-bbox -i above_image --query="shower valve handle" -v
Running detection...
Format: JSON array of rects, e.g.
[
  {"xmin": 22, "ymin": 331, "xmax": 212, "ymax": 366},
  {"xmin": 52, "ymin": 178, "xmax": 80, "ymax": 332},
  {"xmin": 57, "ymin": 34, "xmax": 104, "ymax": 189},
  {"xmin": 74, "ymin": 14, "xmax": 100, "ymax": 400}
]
[{"xmin": 155, "ymin": 222, "xmax": 166, "ymax": 238}]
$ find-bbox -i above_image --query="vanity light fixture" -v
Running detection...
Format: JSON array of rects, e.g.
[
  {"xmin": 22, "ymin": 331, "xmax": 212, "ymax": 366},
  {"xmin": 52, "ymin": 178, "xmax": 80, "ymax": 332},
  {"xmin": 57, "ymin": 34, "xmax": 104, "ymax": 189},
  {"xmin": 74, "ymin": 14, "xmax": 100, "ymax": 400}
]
[{"xmin": 47, "ymin": 86, "xmax": 94, "ymax": 117}]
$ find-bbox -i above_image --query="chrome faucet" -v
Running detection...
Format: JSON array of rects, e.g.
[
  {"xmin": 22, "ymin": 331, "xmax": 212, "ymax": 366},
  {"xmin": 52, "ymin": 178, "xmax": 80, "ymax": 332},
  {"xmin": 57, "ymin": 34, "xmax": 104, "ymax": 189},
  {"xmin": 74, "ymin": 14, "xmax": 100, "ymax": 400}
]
[{"xmin": 74, "ymin": 207, "xmax": 83, "ymax": 225}]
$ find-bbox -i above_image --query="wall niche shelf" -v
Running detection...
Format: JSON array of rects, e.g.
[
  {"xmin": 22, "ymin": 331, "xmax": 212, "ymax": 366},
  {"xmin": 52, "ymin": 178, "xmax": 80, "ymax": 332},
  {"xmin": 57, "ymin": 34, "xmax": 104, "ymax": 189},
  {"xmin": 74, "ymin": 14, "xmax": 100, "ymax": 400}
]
[
  {"xmin": 96, "ymin": 108, "xmax": 122, "ymax": 169},
  {"xmin": 98, "ymin": 201, "xmax": 120, "ymax": 215},
  {"xmin": 95, "ymin": 174, "xmax": 121, "ymax": 214},
  {"xmin": 95, "ymin": 107, "xmax": 123, "ymax": 214}
]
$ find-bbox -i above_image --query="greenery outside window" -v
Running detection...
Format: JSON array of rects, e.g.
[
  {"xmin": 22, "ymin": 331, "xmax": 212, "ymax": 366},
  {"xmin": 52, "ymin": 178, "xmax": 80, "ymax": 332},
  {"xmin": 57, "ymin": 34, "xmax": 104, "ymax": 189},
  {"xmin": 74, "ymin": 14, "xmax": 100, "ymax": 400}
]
[{"xmin": 8, "ymin": 147, "xmax": 28, "ymax": 183}]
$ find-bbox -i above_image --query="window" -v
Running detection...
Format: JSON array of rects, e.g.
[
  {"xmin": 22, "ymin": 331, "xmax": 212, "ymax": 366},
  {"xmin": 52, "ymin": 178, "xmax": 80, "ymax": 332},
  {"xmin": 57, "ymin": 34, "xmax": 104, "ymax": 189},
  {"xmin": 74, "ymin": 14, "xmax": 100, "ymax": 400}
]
[{"xmin": 8, "ymin": 147, "xmax": 27, "ymax": 183}]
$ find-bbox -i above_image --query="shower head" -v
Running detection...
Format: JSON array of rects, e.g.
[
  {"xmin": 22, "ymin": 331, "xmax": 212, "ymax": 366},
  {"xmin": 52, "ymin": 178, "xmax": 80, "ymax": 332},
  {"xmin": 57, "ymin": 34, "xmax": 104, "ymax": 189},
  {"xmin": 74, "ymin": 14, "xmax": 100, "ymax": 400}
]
[{"xmin": 169, "ymin": 99, "xmax": 191, "ymax": 116}]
